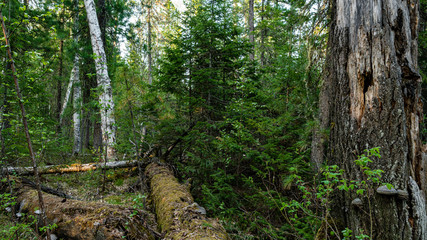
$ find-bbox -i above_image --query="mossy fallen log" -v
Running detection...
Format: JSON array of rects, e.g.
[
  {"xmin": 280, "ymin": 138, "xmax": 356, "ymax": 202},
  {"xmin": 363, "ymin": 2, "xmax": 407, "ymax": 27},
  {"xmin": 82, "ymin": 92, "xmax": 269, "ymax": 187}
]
[
  {"xmin": 145, "ymin": 163, "xmax": 229, "ymax": 240},
  {"xmin": 2, "ymin": 160, "xmax": 139, "ymax": 176},
  {"xmin": 4, "ymin": 179, "xmax": 157, "ymax": 240}
]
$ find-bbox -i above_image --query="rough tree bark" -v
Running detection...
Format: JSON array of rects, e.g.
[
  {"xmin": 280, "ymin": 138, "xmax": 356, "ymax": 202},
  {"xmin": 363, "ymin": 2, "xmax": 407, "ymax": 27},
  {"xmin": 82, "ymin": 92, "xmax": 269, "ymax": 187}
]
[
  {"xmin": 84, "ymin": 0, "xmax": 117, "ymax": 161},
  {"xmin": 321, "ymin": 0, "xmax": 427, "ymax": 239}
]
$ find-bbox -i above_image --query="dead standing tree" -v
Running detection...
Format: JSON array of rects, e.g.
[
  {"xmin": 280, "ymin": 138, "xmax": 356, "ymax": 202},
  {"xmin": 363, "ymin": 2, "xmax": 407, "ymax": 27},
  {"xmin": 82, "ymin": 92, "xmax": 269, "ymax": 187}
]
[{"xmin": 315, "ymin": 0, "xmax": 427, "ymax": 239}]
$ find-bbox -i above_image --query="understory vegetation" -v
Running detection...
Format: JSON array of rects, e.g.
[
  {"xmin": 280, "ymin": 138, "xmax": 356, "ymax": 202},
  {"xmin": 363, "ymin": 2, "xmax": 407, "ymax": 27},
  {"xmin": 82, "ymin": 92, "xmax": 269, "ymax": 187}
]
[{"xmin": 1, "ymin": 0, "xmax": 427, "ymax": 239}]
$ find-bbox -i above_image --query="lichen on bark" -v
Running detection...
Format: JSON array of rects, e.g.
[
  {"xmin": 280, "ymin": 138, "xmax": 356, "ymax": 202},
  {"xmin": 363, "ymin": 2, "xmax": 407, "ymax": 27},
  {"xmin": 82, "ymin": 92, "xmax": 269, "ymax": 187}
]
[{"xmin": 321, "ymin": 0, "xmax": 427, "ymax": 239}]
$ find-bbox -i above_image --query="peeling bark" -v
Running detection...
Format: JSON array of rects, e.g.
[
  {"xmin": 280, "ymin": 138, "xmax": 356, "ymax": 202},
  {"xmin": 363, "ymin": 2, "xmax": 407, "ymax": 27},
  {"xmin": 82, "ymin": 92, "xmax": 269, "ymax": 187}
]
[
  {"xmin": 84, "ymin": 0, "xmax": 117, "ymax": 161},
  {"xmin": 73, "ymin": 59, "xmax": 82, "ymax": 154},
  {"xmin": 2, "ymin": 160, "xmax": 139, "ymax": 176},
  {"xmin": 73, "ymin": 0, "xmax": 82, "ymax": 154},
  {"xmin": 323, "ymin": 0, "xmax": 426, "ymax": 239},
  {"xmin": 145, "ymin": 163, "xmax": 229, "ymax": 240},
  {"xmin": 2, "ymin": 180, "xmax": 156, "ymax": 240},
  {"xmin": 59, "ymin": 70, "xmax": 74, "ymax": 124}
]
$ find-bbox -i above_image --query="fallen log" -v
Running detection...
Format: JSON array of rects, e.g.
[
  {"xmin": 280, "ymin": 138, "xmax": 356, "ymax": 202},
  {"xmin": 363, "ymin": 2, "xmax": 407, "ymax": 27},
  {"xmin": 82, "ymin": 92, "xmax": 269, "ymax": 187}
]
[
  {"xmin": 145, "ymin": 163, "xmax": 229, "ymax": 240},
  {"xmin": 3, "ymin": 178, "xmax": 158, "ymax": 240},
  {"xmin": 2, "ymin": 160, "xmax": 139, "ymax": 176}
]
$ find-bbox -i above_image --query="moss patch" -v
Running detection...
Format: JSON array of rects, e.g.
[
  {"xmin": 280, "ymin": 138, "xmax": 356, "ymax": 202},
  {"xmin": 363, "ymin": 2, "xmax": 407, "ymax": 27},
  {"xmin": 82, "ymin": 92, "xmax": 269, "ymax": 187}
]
[{"xmin": 146, "ymin": 163, "xmax": 229, "ymax": 240}]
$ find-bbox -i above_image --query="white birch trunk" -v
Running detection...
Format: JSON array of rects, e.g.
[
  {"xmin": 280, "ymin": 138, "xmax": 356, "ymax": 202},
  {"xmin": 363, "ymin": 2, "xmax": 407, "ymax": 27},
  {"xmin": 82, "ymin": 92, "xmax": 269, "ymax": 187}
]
[
  {"xmin": 72, "ymin": 54, "xmax": 81, "ymax": 154},
  {"xmin": 59, "ymin": 73, "xmax": 73, "ymax": 124},
  {"xmin": 72, "ymin": 0, "xmax": 82, "ymax": 154},
  {"xmin": 84, "ymin": 0, "xmax": 116, "ymax": 161}
]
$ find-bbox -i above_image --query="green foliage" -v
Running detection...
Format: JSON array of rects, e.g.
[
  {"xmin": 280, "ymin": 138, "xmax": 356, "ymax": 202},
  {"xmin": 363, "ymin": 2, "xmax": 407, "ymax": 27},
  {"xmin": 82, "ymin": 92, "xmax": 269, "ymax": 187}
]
[
  {"xmin": 0, "ymin": 213, "xmax": 37, "ymax": 240},
  {"xmin": 152, "ymin": 0, "xmax": 327, "ymax": 238},
  {"xmin": 281, "ymin": 148, "xmax": 387, "ymax": 239},
  {"xmin": 0, "ymin": 176, "xmax": 36, "ymax": 239}
]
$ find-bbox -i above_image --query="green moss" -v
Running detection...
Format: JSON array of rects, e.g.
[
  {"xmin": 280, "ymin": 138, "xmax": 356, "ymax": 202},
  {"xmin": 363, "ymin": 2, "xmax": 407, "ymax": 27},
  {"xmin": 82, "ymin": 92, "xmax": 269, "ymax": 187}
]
[{"xmin": 104, "ymin": 195, "xmax": 124, "ymax": 205}]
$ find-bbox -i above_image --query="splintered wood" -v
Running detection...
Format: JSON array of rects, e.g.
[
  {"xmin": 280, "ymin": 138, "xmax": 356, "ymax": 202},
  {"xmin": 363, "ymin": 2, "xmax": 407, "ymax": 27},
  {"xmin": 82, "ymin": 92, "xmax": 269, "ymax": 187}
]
[{"xmin": 2, "ymin": 160, "xmax": 139, "ymax": 176}]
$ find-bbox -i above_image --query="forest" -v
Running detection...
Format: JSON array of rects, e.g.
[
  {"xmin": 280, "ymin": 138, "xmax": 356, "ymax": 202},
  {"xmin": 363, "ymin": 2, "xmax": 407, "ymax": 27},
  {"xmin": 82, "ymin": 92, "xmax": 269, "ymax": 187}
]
[{"xmin": 1, "ymin": 0, "xmax": 427, "ymax": 239}]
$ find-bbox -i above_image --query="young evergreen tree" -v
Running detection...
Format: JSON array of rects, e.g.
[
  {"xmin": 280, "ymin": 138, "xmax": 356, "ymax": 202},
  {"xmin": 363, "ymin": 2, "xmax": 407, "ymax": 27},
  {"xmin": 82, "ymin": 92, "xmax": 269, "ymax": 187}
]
[{"xmin": 159, "ymin": 0, "xmax": 250, "ymax": 122}]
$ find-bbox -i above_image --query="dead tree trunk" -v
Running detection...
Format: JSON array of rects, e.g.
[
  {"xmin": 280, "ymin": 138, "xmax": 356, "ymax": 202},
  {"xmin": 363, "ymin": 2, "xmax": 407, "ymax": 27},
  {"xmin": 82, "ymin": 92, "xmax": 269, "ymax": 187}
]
[
  {"xmin": 3, "ymin": 179, "xmax": 156, "ymax": 240},
  {"xmin": 322, "ymin": 0, "xmax": 427, "ymax": 239},
  {"xmin": 145, "ymin": 163, "xmax": 229, "ymax": 240},
  {"xmin": 3, "ymin": 160, "xmax": 139, "ymax": 176},
  {"xmin": 84, "ymin": 0, "xmax": 117, "ymax": 161}
]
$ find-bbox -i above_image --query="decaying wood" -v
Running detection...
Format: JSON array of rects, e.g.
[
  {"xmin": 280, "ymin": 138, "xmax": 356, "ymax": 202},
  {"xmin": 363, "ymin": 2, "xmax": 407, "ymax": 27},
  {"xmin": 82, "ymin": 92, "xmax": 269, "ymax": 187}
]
[
  {"xmin": 2, "ymin": 160, "xmax": 139, "ymax": 176},
  {"xmin": 145, "ymin": 163, "xmax": 229, "ymax": 240},
  {"xmin": 323, "ymin": 0, "xmax": 427, "ymax": 239},
  {"xmin": 2, "ymin": 179, "xmax": 157, "ymax": 240},
  {"xmin": 20, "ymin": 177, "xmax": 78, "ymax": 200}
]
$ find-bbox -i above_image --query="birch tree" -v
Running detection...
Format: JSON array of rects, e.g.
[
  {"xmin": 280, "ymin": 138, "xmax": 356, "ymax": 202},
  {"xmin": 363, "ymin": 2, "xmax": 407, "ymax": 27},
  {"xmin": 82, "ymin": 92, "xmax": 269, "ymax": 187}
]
[
  {"xmin": 59, "ymin": 0, "xmax": 82, "ymax": 155},
  {"xmin": 319, "ymin": 0, "xmax": 427, "ymax": 238},
  {"xmin": 84, "ymin": 0, "xmax": 117, "ymax": 160},
  {"xmin": 72, "ymin": 0, "xmax": 82, "ymax": 154}
]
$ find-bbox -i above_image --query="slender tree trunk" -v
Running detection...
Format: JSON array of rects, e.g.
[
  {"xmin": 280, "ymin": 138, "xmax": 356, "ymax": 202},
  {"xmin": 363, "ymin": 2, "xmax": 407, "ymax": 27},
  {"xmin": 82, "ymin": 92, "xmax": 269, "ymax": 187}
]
[
  {"xmin": 124, "ymin": 76, "xmax": 139, "ymax": 159},
  {"xmin": 1, "ymin": 61, "xmax": 11, "ymax": 158},
  {"xmin": 82, "ymin": 67, "xmax": 93, "ymax": 150},
  {"xmin": 260, "ymin": 0, "xmax": 265, "ymax": 66},
  {"xmin": 84, "ymin": 0, "xmax": 117, "ymax": 161},
  {"xmin": 56, "ymin": 40, "xmax": 63, "ymax": 130},
  {"xmin": 93, "ymin": 112, "xmax": 103, "ymax": 152},
  {"xmin": 73, "ymin": 64, "xmax": 82, "ymax": 154},
  {"xmin": 248, "ymin": 0, "xmax": 254, "ymax": 61},
  {"xmin": 56, "ymin": 3, "xmax": 65, "ymax": 132},
  {"xmin": 82, "ymin": 71, "xmax": 90, "ymax": 150},
  {"xmin": 322, "ymin": 0, "xmax": 427, "ymax": 239},
  {"xmin": 141, "ymin": 3, "xmax": 153, "ymax": 144},
  {"xmin": 147, "ymin": 4, "xmax": 153, "ymax": 85},
  {"xmin": 83, "ymin": 110, "xmax": 91, "ymax": 149},
  {"xmin": 0, "ymin": 12, "xmax": 51, "ymax": 240},
  {"xmin": 72, "ymin": 0, "xmax": 82, "ymax": 154},
  {"xmin": 60, "ymin": 73, "xmax": 73, "ymax": 123}
]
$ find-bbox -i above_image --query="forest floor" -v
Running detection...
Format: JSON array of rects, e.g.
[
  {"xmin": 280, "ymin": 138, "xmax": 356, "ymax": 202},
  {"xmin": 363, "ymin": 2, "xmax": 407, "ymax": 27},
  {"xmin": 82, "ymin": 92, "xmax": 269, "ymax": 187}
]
[{"xmin": 0, "ymin": 157, "xmax": 156, "ymax": 239}]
